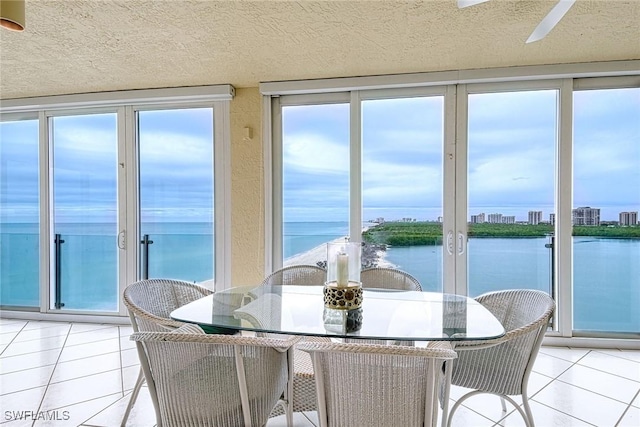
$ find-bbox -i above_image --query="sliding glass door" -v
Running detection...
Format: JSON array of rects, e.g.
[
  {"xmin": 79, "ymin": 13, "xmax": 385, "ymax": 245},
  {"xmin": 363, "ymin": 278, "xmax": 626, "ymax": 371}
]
[
  {"xmin": 361, "ymin": 95, "xmax": 445, "ymax": 291},
  {"xmin": 464, "ymin": 88, "xmax": 557, "ymax": 297},
  {"xmin": 280, "ymin": 100, "xmax": 350, "ymax": 268},
  {"xmin": 573, "ymin": 87, "xmax": 640, "ymax": 334},
  {"xmin": 50, "ymin": 113, "xmax": 119, "ymax": 311},
  {"xmin": 0, "ymin": 118, "xmax": 40, "ymax": 308},
  {"xmin": 138, "ymin": 108, "xmax": 215, "ymax": 285}
]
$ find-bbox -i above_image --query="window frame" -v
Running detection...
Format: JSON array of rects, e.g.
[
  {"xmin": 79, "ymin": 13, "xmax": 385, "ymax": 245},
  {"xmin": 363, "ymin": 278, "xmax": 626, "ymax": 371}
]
[
  {"xmin": 263, "ymin": 62, "xmax": 640, "ymax": 347},
  {"xmin": 0, "ymin": 85, "xmax": 233, "ymax": 319}
]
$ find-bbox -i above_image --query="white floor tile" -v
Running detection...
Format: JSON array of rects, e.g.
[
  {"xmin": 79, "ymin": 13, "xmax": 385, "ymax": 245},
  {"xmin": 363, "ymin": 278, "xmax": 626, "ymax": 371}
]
[
  {"xmin": 557, "ymin": 363, "xmax": 640, "ymax": 404},
  {"xmin": 533, "ymin": 380, "xmax": 628, "ymax": 426},
  {"xmin": 120, "ymin": 348, "xmax": 140, "ymax": 367},
  {"xmin": 446, "ymin": 404, "xmax": 495, "ymax": 427},
  {"xmin": 69, "ymin": 323, "xmax": 115, "ymax": 334},
  {"xmin": 577, "ymin": 350, "xmax": 640, "ymax": 382},
  {"xmin": 632, "ymin": 392, "xmax": 640, "ymax": 408},
  {"xmin": 33, "ymin": 393, "xmax": 122, "ymax": 427},
  {"xmin": 83, "ymin": 387, "xmax": 156, "ymax": 427},
  {"xmin": 64, "ymin": 327, "xmax": 120, "ymax": 347},
  {"xmin": 617, "ymin": 405, "xmax": 640, "ymax": 427},
  {"xmin": 49, "ymin": 352, "xmax": 122, "ymax": 384},
  {"xmin": 1, "ymin": 334, "xmax": 68, "ymax": 358},
  {"xmin": 1, "ymin": 318, "xmax": 637, "ymax": 427},
  {"xmin": 538, "ymin": 346, "xmax": 590, "ymax": 363},
  {"xmin": 0, "ymin": 318, "xmax": 27, "ymax": 325},
  {"xmin": 267, "ymin": 412, "xmax": 315, "ymax": 426},
  {"xmin": 0, "ymin": 348, "xmax": 62, "ymax": 374},
  {"xmin": 0, "ymin": 364, "xmax": 55, "ymax": 395},
  {"xmin": 40, "ymin": 370, "xmax": 123, "ymax": 410},
  {"xmin": 118, "ymin": 325, "xmax": 134, "ymax": 336},
  {"xmin": 497, "ymin": 400, "xmax": 592, "ymax": 426},
  {"xmin": 13, "ymin": 325, "xmax": 70, "ymax": 343},
  {"xmin": 451, "ymin": 390, "xmax": 520, "ymax": 423},
  {"xmin": 532, "ymin": 352, "xmax": 575, "ymax": 378},
  {"xmin": 122, "ymin": 365, "xmax": 142, "ymax": 392},
  {"xmin": 0, "ymin": 332, "xmax": 19, "ymax": 345},
  {"xmin": 0, "ymin": 386, "xmax": 47, "ymax": 424},
  {"xmin": 119, "ymin": 335, "xmax": 137, "ymax": 350},
  {"xmin": 303, "ymin": 411, "xmax": 319, "ymax": 426},
  {"xmin": 22, "ymin": 321, "xmax": 71, "ymax": 331},
  {"xmin": 0, "ymin": 324, "xmax": 28, "ymax": 335},
  {"xmin": 57, "ymin": 338, "xmax": 121, "ymax": 363},
  {"xmin": 596, "ymin": 348, "xmax": 640, "ymax": 364}
]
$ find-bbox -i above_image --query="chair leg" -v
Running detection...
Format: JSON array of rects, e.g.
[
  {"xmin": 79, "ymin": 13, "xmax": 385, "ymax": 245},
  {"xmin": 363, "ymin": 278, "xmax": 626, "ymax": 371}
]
[
  {"xmin": 500, "ymin": 396, "xmax": 508, "ymax": 414},
  {"xmin": 441, "ymin": 360, "xmax": 452, "ymax": 427},
  {"xmin": 521, "ymin": 392, "xmax": 535, "ymax": 427},
  {"xmin": 121, "ymin": 368, "xmax": 145, "ymax": 427}
]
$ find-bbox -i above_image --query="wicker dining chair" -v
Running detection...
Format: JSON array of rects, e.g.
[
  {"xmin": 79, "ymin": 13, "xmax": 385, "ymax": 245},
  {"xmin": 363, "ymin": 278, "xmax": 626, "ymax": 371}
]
[
  {"xmin": 121, "ymin": 279, "xmax": 213, "ymax": 426},
  {"xmin": 258, "ymin": 265, "xmax": 327, "ymax": 421},
  {"xmin": 261, "ymin": 264, "xmax": 327, "ymax": 286},
  {"xmin": 351, "ymin": 267, "xmax": 422, "ymax": 346},
  {"xmin": 444, "ymin": 289, "xmax": 555, "ymax": 427},
  {"xmin": 131, "ymin": 325, "xmax": 298, "ymax": 427},
  {"xmin": 299, "ymin": 340, "xmax": 457, "ymax": 427},
  {"xmin": 360, "ymin": 267, "xmax": 422, "ymax": 291}
]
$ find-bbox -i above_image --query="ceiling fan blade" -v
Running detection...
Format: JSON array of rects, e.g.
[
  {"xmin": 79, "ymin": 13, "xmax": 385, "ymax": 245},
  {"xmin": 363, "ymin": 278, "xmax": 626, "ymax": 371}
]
[
  {"xmin": 526, "ymin": 0, "xmax": 576, "ymax": 43},
  {"xmin": 457, "ymin": 0, "xmax": 490, "ymax": 9}
]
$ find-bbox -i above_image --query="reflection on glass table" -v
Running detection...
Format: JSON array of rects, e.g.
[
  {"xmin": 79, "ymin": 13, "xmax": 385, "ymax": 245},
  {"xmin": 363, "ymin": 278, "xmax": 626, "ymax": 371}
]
[{"xmin": 170, "ymin": 285, "xmax": 505, "ymax": 342}]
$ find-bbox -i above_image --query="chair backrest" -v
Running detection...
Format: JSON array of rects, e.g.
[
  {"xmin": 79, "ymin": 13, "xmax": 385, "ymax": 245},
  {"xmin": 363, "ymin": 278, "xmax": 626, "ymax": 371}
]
[
  {"xmin": 360, "ymin": 267, "xmax": 422, "ymax": 291},
  {"xmin": 261, "ymin": 265, "xmax": 327, "ymax": 286},
  {"xmin": 298, "ymin": 341, "xmax": 457, "ymax": 427},
  {"xmin": 123, "ymin": 278, "xmax": 213, "ymax": 332},
  {"xmin": 132, "ymin": 327, "xmax": 297, "ymax": 427},
  {"xmin": 451, "ymin": 289, "xmax": 555, "ymax": 396}
]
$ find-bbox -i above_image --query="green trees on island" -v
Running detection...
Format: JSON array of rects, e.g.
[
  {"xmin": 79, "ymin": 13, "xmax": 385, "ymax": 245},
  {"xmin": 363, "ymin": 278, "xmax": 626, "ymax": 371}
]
[{"xmin": 362, "ymin": 221, "xmax": 640, "ymax": 247}]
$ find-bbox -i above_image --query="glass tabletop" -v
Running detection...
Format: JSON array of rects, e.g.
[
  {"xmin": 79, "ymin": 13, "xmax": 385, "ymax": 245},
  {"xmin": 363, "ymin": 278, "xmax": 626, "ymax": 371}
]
[{"xmin": 170, "ymin": 285, "xmax": 506, "ymax": 342}]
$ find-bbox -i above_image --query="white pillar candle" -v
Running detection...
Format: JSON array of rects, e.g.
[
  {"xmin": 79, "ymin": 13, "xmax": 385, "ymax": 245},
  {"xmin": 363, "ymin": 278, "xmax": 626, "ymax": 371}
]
[{"xmin": 336, "ymin": 253, "xmax": 349, "ymax": 286}]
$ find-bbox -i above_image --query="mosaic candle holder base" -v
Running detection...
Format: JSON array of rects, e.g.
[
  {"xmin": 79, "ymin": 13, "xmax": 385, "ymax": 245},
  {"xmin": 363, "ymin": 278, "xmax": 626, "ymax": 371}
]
[{"xmin": 323, "ymin": 282, "xmax": 363, "ymax": 310}]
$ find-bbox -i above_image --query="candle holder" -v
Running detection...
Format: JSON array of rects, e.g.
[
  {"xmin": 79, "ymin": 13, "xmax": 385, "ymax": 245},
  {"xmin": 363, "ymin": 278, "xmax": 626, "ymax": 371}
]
[{"xmin": 324, "ymin": 240, "xmax": 362, "ymax": 310}]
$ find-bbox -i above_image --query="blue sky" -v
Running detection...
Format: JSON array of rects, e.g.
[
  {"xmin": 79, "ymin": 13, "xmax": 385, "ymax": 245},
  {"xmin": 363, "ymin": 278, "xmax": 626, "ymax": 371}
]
[
  {"xmin": 283, "ymin": 88, "xmax": 639, "ymax": 222},
  {"xmin": 1, "ymin": 88, "xmax": 638, "ymax": 224}
]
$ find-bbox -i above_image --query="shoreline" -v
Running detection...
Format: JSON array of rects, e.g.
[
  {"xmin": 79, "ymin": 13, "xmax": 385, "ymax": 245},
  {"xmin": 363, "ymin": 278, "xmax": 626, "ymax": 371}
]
[{"xmin": 284, "ymin": 238, "xmax": 396, "ymax": 269}]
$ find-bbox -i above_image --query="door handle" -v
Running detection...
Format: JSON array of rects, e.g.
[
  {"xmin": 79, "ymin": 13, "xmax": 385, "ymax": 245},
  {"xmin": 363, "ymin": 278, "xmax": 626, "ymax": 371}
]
[
  {"xmin": 458, "ymin": 232, "xmax": 465, "ymax": 255},
  {"xmin": 118, "ymin": 230, "xmax": 126, "ymax": 249},
  {"xmin": 447, "ymin": 231, "xmax": 454, "ymax": 255}
]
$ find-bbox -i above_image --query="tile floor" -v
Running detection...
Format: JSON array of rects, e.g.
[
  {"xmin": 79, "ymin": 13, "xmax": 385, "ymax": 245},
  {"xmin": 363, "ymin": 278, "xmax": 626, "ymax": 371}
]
[{"xmin": 0, "ymin": 318, "xmax": 638, "ymax": 427}]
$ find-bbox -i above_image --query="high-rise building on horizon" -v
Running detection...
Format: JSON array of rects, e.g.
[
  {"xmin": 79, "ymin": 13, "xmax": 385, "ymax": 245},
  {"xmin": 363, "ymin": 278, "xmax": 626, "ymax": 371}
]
[
  {"xmin": 528, "ymin": 211, "xmax": 543, "ymax": 225},
  {"xmin": 550, "ymin": 213, "xmax": 556, "ymax": 226},
  {"xmin": 470, "ymin": 213, "xmax": 485, "ymax": 223},
  {"xmin": 619, "ymin": 211, "xmax": 638, "ymax": 226},
  {"xmin": 572, "ymin": 207, "xmax": 600, "ymax": 226},
  {"xmin": 488, "ymin": 213, "xmax": 502, "ymax": 224},
  {"xmin": 502, "ymin": 215, "xmax": 515, "ymax": 224}
]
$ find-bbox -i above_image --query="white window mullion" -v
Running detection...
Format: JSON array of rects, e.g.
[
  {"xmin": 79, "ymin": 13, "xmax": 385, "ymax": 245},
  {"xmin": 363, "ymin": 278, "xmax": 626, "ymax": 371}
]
[
  {"xmin": 442, "ymin": 85, "xmax": 458, "ymax": 295},
  {"xmin": 349, "ymin": 91, "xmax": 362, "ymax": 243},
  {"xmin": 263, "ymin": 96, "xmax": 274, "ymax": 275},
  {"xmin": 270, "ymin": 97, "xmax": 283, "ymax": 271},
  {"xmin": 38, "ymin": 111, "xmax": 51, "ymax": 313},
  {"xmin": 556, "ymin": 79, "xmax": 574, "ymax": 337},
  {"xmin": 214, "ymin": 102, "xmax": 232, "ymax": 291},
  {"xmin": 119, "ymin": 106, "xmax": 137, "ymax": 316},
  {"xmin": 454, "ymin": 85, "xmax": 469, "ymax": 296}
]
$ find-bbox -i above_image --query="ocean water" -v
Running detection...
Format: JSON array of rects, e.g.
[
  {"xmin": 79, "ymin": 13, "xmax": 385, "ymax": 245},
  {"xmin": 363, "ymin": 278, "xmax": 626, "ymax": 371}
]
[
  {"xmin": 1, "ymin": 221, "xmax": 638, "ymax": 333},
  {"xmin": 0, "ymin": 222, "xmax": 213, "ymax": 311}
]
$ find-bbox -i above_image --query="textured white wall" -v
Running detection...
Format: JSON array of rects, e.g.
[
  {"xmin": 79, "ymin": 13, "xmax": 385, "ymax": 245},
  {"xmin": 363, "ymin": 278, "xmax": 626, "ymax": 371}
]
[{"xmin": 230, "ymin": 87, "xmax": 265, "ymax": 285}]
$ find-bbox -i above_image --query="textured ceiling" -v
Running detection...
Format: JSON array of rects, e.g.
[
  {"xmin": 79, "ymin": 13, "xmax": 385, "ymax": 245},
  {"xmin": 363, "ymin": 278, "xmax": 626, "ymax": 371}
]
[{"xmin": 0, "ymin": 0, "xmax": 639, "ymax": 99}]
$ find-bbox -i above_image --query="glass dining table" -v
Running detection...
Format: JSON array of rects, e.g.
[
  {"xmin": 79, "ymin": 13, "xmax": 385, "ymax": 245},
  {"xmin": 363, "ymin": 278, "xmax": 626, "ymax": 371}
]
[{"xmin": 170, "ymin": 285, "xmax": 506, "ymax": 342}]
